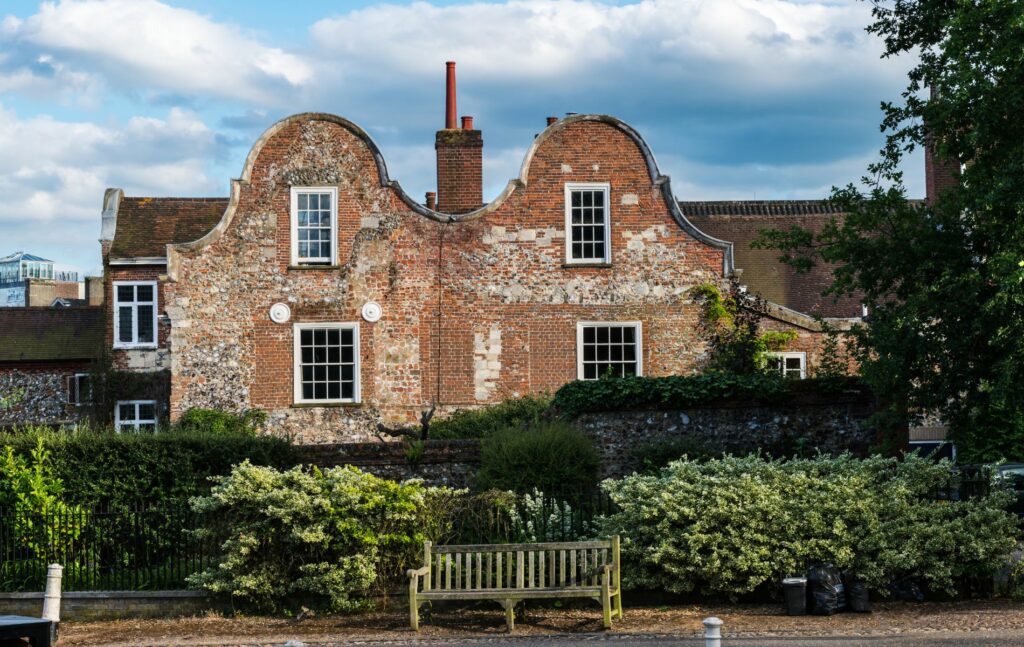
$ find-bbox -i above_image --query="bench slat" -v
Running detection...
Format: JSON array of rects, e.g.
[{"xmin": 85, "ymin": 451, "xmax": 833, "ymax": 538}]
[
  {"xmin": 432, "ymin": 541, "xmax": 610, "ymax": 553},
  {"xmin": 516, "ymin": 551, "xmax": 524, "ymax": 589},
  {"xmin": 528, "ymin": 551, "xmax": 534, "ymax": 588},
  {"xmin": 419, "ymin": 587, "xmax": 602, "ymax": 601}
]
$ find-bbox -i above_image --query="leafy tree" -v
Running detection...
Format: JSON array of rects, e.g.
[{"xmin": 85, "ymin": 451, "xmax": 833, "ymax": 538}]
[
  {"xmin": 754, "ymin": 0, "xmax": 1024, "ymax": 461},
  {"xmin": 693, "ymin": 281, "xmax": 797, "ymax": 375}
]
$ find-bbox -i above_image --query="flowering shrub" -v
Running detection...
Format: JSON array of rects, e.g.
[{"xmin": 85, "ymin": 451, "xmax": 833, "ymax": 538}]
[
  {"xmin": 189, "ymin": 462, "xmax": 437, "ymax": 612},
  {"xmin": 600, "ymin": 453, "xmax": 1018, "ymax": 597}
]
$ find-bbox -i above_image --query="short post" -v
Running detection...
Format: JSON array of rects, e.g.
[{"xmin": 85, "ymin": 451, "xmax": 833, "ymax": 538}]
[
  {"xmin": 703, "ymin": 616, "xmax": 723, "ymax": 647},
  {"xmin": 42, "ymin": 564, "xmax": 62, "ymax": 623}
]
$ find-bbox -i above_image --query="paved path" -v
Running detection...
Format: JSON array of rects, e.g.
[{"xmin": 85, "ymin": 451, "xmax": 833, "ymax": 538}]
[{"xmin": 283, "ymin": 631, "xmax": 1024, "ymax": 647}]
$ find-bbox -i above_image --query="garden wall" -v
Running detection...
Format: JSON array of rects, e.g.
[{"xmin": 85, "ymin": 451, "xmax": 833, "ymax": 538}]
[
  {"xmin": 579, "ymin": 390, "xmax": 878, "ymax": 477},
  {"xmin": 298, "ymin": 439, "xmax": 481, "ymax": 488},
  {"xmin": 298, "ymin": 391, "xmax": 877, "ymax": 483},
  {"xmin": 0, "ymin": 590, "xmax": 224, "ymax": 621}
]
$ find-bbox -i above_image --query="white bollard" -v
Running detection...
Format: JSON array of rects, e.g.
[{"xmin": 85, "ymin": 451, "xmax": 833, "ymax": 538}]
[
  {"xmin": 703, "ymin": 616, "xmax": 723, "ymax": 647},
  {"xmin": 42, "ymin": 563, "xmax": 62, "ymax": 623}
]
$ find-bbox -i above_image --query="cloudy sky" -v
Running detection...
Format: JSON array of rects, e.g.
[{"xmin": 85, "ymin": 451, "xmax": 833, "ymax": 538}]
[{"xmin": 0, "ymin": 0, "xmax": 918, "ymax": 275}]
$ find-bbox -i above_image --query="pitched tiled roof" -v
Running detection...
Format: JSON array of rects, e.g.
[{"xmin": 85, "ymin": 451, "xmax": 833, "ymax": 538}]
[
  {"xmin": 109, "ymin": 197, "xmax": 228, "ymax": 258},
  {"xmin": 0, "ymin": 307, "xmax": 104, "ymax": 363},
  {"xmin": 681, "ymin": 200, "xmax": 863, "ymax": 319}
]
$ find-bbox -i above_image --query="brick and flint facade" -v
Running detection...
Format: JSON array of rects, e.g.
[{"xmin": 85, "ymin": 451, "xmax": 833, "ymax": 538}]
[{"xmin": 95, "ymin": 68, "xmax": 864, "ymax": 442}]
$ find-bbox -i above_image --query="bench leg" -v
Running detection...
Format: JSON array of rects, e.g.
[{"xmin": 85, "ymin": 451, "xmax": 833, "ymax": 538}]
[
  {"xmin": 505, "ymin": 600, "xmax": 515, "ymax": 632},
  {"xmin": 601, "ymin": 572, "xmax": 612, "ymax": 629},
  {"xmin": 615, "ymin": 587, "xmax": 624, "ymax": 619},
  {"xmin": 409, "ymin": 580, "xmax": 419, "ymax": 631}
]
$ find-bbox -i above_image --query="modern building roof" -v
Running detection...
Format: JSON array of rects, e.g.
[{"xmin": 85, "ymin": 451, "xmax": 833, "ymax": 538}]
[
  {"xmin": 109, "ymin": 197, "xmax": 228, "ymax": 259},
  {"xmin": 0, "ymin": 251, "xmax": 53, "ymax": 264},
  {"xmin": 682, "ymin": 200, "xmax": 863, "ymax": 319},
  {"xmin": 0, "ymin": 307, "xmax": 104, "ymax": 363}
]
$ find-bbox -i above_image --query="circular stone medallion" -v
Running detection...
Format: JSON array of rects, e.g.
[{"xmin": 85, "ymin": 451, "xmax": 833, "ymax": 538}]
[
  {"xmin": 269, "ymin": 302, "xmax": 291, "ymax": 324},
  {"xmin": 361, "ymin": 301, "xmax": 383, "ymax": 323}
]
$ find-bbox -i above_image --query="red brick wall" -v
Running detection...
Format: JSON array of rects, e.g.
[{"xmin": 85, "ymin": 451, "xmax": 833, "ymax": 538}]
[
  {"xmin": 104, "ymin": 264, "xmax": 169, "ymax": 371},
  {"xmin": 435, "ymin": 129, "xmax": 483, "ymax": 213}
]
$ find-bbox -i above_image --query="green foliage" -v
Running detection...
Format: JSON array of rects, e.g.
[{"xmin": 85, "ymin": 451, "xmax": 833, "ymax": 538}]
[
  {"xmin": 189, "ymin": 462, "xmax": 437, "ymax": 612},
  {"xmin": 694, "ymin": 281, "xmax": 798, "ymax": 375},
  {"xmin": 0, "ymin": 426, "xmax": 298, "ymax": 508},
  {"xmin": 0, "ymin": 437, "xmax": 83, "ymax": 562},
  {"xmin": 601, "ymin": 453, "xmax": 1019, "ymax": 598},
  {"xmin": 476, "ymin": 421, "xmax": 600, "ymax": 493},
  {"xmin": 176, "ymin": 408, "xmax": 267, "ymax": 436},
  {"xmin": 429, "ymin": 395, "xmax": 551, "ymax": 440},
  {"xmin": 630, "ymin": 437, "xmax": 720, "ymax": 473},
  {"xmin": 753, "ymin": 1, "xmax": 1024, "ymax": 461},
  {"xmin": 0, "ymin": 388, "xmax": 25, "ymax": 411},
  {"xmin": 553, "ymin": 372, "xmax": 866, "ymax": 418}
]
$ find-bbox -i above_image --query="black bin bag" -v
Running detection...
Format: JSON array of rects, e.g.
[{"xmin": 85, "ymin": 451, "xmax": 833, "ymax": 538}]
[
  {"xmin": 842, "ymin": 570, "xmax": 871, "ymax": 613},
  {"xmin": 807, "ymin": 563, "xmax": 847, "ymax": 615}
]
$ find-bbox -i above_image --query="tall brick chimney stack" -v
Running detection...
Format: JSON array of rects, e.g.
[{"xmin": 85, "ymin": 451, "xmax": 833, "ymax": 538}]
[
  {"xmin": 924, "ymin": 87, "xmax": 960, "ymax": 205},
  {"xmin": 435, "ymin": 61, "xmax": 483, "ymax": 214}
]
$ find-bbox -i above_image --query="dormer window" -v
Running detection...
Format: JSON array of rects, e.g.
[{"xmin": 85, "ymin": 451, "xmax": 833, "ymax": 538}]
[
  {"xmin": 565, "ymin": 183, "xmax": 611, "ymax": 264},
  {"xmin": 291, "ymin": 187, "xmax": 338, "ymax": 266}
]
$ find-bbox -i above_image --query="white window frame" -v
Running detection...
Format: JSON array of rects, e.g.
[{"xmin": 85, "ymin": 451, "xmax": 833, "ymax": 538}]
[
  {"xmin": 114, "ymin": 400, "xmax": 158, "ymax": 432},
  {"xmin": 564, "ymin": 182, "xmax": 611, "ymax": 265},
  {"xmin": 67, "ymin": 373, "xmax": 91, "ymax": 406},
  {"xmin": 576, "ymin": 321, "xmax": 643, "ymax": 380},
  {"xmin": 112, "ymin": 280, "xmax": 158, "ymax": 349},
  {"xmin": 293, "ymin": 322, "xmax": 361, "ymax": 405},
  {"xmin": 290, "ymin": 186, "xmax": 339, "ymax": 266},
  {"xmin": 767, "ymin": 351, "xmax": 807, "ymax": 379}
]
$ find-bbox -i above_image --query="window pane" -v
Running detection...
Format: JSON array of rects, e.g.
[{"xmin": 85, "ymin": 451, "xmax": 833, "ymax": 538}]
[
  {"xmin": 118, "ymin": 403, "xmax": 134, "ymax": 421},
  {"xmin": 117, "ymin": 285, "xmax": 134, "ymax": 302},
  {"xmin": 137, "ymin": 306, "xmax": 154, "ymax": 343},
  {"xmin": 136, "ymin": 285, "xmax": 154, "ymax": 302},
  {"xmin": 138, "ymin": 403, "xmax": 155, "ymax": 420},
  {"xmin": 320, "ymin": 193, "xmax": 331, "ymax": 210},
  {"xmin": 118, "ymin": 307, "xmax": 134, "ymax": 343},
  {"xmin": 298, "ymin": 193, "xmax": 308, "ymax": 209}
]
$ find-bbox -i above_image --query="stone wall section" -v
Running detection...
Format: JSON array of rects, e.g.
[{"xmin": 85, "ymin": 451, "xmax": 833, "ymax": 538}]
[{"xmin": 0, "ymin": 364, "xmax": 90, "ymax": 427}]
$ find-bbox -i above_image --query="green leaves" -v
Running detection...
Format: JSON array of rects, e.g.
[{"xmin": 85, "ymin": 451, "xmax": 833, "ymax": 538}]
[
  {"xmin": 600, "ymin": 453, "xmax": 1018, "ymax": 597},
  {"xmin": 189, "ymin": 462, "xmax": 438, "ymax": 613},
  {"xmin": 754, "ymin": 1, "xmax": 1024, "ymax": 460}
]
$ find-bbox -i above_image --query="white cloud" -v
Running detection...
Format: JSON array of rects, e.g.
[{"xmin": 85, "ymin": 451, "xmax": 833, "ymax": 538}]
[
  {"xmin": 4, "ymin": 0, "xmax": 312, "ymax": 104},
  {"xmin": 0, "ymin": 104, "xmax": 222, "ymax": 269},
  {"xmin": 311, "ymin": 0, "xmax": 898, "ymax": 92}
]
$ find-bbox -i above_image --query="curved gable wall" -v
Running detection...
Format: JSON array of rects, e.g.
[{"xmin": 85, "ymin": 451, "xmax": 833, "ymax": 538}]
[{"xmin": 163, "ymin": 113, "xmax": 733, "ymax": 442}]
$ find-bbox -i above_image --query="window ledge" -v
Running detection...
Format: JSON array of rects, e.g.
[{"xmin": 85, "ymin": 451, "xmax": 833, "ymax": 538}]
[
  {"xmin": 562, "ymin": 262, "xmax": 612, "ymax": 269},
  {"xmin": 112, "ymin": 345, "xmax": 159, "ymax": 350},
  {"xmin": 290, "ymin": 402, "xmax": 363, "ymax": 409},
  {"xmin": 288, "ymin": 265, "xmax": 341, "ymax": 271}
]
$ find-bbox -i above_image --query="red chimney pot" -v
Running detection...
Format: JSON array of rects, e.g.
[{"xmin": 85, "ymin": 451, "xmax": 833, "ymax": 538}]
[
  {"xmin": 445, "ymin": 61, "xmax": 457, "ymax": 129},
  {"xmin": 546, "ymin": 116, "xmax": 558, "ymax": 126},
  {"xmin": 461, "ymin": 115, "xmax": 474, "ymax": 130},
  {"xmin": 425, "ymin": 192, "xmax": 437, "ymax": 210}
]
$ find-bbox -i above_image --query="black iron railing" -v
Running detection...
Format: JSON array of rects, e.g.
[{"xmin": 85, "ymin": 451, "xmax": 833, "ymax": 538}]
[{"xmin": 0, "ymin": 504, "xmax": 209, "ymax": 592}]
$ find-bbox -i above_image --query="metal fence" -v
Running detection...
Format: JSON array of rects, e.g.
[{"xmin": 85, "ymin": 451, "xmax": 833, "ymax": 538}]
[{"xmin": 0, "ymin": 504, "xmax": 209, "ymax": 592}]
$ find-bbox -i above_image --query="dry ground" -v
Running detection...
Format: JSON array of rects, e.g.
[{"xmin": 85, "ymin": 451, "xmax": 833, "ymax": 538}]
[{"xmin": 58, "ymin": 599, "xmax": 1024, "ymax": 646}]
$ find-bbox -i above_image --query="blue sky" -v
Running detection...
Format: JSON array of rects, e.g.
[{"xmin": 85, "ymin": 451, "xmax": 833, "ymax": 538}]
[{"xmin": 0, "ymin": 0, "xmax": 918, "ymax": 274}]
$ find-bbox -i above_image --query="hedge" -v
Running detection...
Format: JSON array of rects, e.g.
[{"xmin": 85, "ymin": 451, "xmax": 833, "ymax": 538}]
[
  {"xmin": 600, "ymin": 453, "xmax": 1018, "ymax": 598},
  {"xmin": 551, "ymin": 373, "xmax": 866, "ymax": 417},
  {"xmin": 0, "ymin": 428, "xmax": 299, "ymax": 508}
]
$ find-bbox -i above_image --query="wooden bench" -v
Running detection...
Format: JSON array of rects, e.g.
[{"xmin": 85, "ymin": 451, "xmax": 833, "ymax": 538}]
[{"xmin": 407, "ymin": 536, "xmax": 622, "ymax": 632}]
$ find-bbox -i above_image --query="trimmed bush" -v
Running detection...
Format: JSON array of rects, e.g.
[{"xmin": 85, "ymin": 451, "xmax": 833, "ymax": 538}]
[
  {"xmin": 189, "ymin": 462, "xmax": 440, "ymax": 612},
  {"xmin": 429, "ymin": 395, "xmax": 550, "ymax": 439},
  {"xmin": 600, "ymin": 453, "xmax": 1018, "ymax": 598},
  {"xmin": 0, "ymin": 427, "xmax": 298, "ymax": 508},
  {"xmin": 476, "ymin": 421, "xmax": 600, "ymax": 493},
  {"xmin": 176, "ymin": 408, "xmax": 267, "ymax": 436}
]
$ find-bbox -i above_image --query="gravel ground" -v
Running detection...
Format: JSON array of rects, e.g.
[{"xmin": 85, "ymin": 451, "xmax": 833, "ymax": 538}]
[{"xmin": 57, "ymin": 600, "xmax": 1024, "ymax": 647}]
